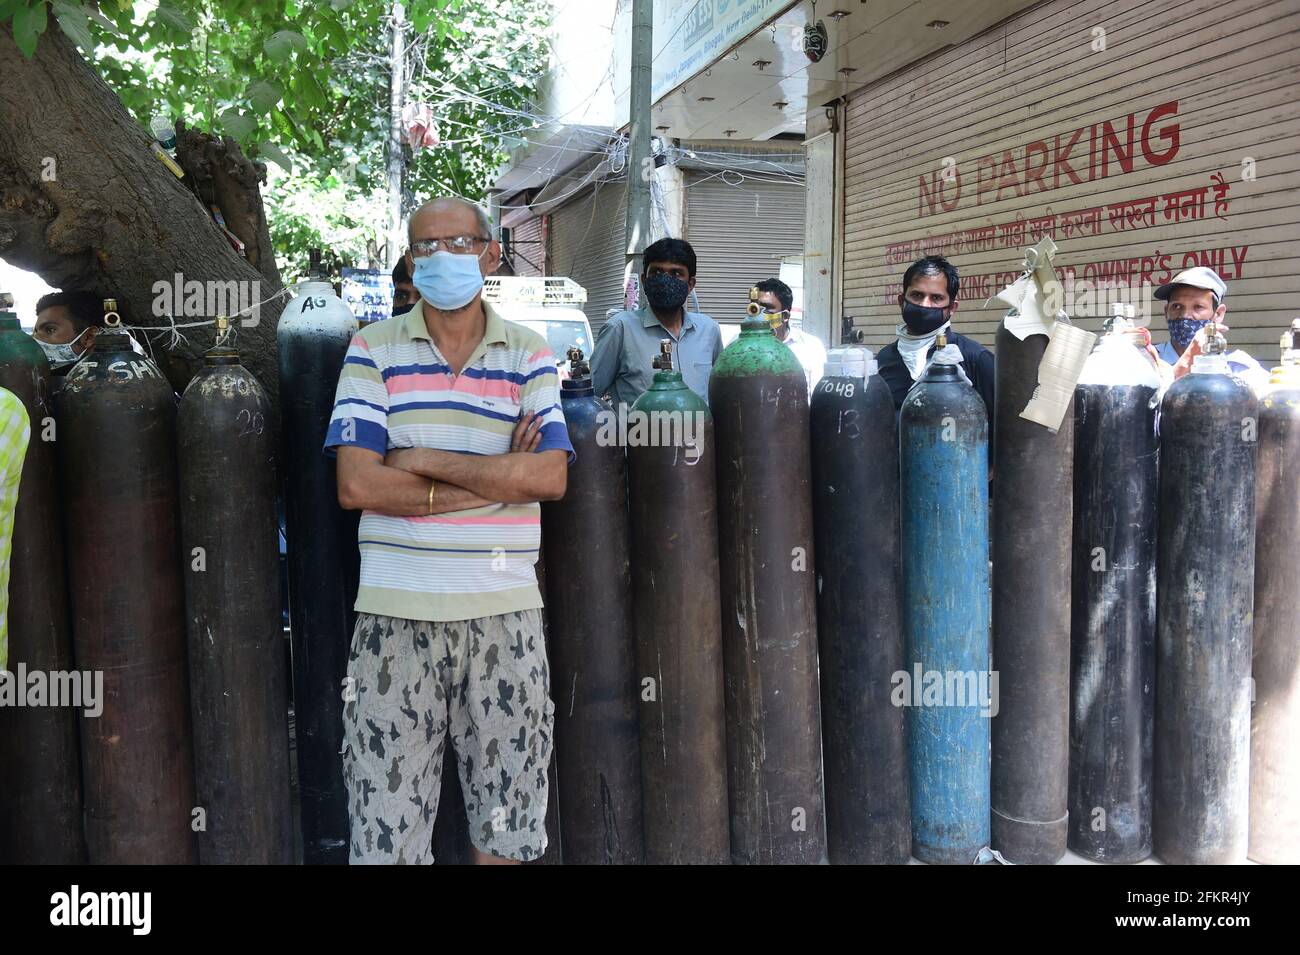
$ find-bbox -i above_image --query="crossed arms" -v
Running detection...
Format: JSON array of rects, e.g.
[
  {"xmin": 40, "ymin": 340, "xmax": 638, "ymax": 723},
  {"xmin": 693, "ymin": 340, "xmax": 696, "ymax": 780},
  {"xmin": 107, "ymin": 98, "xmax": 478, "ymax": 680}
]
[{"xmin": 336, "ymin": 412, "xmax": 568, "ymax": 516}]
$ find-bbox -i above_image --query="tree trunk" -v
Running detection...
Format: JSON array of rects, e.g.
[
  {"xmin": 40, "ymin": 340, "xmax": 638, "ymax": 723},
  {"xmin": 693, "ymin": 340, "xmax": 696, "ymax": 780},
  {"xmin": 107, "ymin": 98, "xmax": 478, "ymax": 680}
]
[
  {"xmin": 0, "ymin": 25, "xmax": 283, "ymax": 408},
  {"xmin": 174, "ymin": 123, "xmax": 282, "ymax": 290}
]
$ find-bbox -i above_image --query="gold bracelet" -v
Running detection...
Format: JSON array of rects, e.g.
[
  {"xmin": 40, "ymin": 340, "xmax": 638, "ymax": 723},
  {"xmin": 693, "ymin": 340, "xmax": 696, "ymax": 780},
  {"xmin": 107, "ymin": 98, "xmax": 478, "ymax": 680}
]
[{"xmin": 427, "ymin": 479, "xmax": 437, "ymax": 514}]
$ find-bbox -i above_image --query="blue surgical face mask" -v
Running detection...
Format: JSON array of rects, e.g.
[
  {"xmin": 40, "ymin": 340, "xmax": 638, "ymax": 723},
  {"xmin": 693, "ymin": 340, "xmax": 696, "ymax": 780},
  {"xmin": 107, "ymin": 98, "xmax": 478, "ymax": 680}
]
[
  {"xmin": 1169, "ymin": 317, "xmax": 1209, "ymax": 353},
  {"xmin": 411, "ymin": 250, "xmax": 485, "ymax": 311}
]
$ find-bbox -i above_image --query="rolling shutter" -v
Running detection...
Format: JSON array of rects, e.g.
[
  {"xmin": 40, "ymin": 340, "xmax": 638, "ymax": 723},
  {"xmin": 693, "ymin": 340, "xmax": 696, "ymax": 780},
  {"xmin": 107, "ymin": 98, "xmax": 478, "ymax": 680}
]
[
  {"xmin": 841, "ymin": 0, "xmax": 1300, "ymax": 363},
  {"xmin": 547, "ymin": 179, "xmax": 629, "ymax": 335},
  {"xmin": 685, "ymin": 172, "xmax": 807, "ymax": 324}
]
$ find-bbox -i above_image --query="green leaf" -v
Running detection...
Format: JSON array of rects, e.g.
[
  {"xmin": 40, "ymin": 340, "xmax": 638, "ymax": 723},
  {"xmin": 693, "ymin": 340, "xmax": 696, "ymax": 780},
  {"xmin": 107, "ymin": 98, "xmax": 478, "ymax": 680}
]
[
  {"xmin": 13, "ymin": 2, "xmax": 49, "ymax": 59},
  {"xmin": 85, "ymin": 7, "xmax": 120, "ymax": 33},
  {"xmin": 52, "ymin": 2, "xmax": 94, "ymax": 51},
  {"xmin": 257, "ymin": 141, "xmax": 293, "ymax": 171},
  {"xmin": 247, "ymin": 80, "xmax": 282, "ymax": 113},
  {"xmin": 328, "ymin": 0, "xmax": 351, "ymax": 9},
  {"xmin": 264, "ymin": 29, "xmax": 307, "ymax": 62},
  {"xmin": 153, "ymin": 2, "xmax": 196, "ymax": 33},
  {"xmin": 219, "ymin": 108, "xmax": 257, "ymax": 141}
]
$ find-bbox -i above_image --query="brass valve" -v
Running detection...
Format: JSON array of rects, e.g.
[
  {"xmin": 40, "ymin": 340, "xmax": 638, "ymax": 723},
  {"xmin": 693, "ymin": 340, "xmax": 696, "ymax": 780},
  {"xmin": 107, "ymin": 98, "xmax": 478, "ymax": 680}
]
[
  {"xmin": 652, "ymin": 338, "xmax": 674, "ymax": 371},
  {"xmin": 566, "ymin": 345, "xmax": 590, "ymax": 377}
]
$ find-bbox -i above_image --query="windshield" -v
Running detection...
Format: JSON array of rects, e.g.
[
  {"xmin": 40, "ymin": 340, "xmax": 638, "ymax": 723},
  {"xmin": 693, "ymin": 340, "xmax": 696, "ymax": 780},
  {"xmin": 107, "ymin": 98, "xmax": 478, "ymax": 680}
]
[{"xmin": 516, "ymin": 319, "xmax": 592, "ymax": 378}]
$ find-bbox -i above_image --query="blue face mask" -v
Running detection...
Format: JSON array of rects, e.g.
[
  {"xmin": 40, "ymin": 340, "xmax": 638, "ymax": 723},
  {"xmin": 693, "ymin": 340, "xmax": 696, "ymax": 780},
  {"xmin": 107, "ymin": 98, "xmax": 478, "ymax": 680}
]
[
  {"xmin": 411, "ymin": 250, "xmax": 485, "ymax": 311},
  {"xmin": 1169, "ymin": 317, "xmax": 1209, "ymax": 353}
]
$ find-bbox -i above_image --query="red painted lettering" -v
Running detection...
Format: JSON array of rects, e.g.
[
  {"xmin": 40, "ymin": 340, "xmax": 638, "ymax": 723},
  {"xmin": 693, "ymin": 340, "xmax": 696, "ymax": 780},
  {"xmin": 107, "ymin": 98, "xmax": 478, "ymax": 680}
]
[{"xmin": 1140, "ymin": 101, "xmax": 1180, "ymax": 166}]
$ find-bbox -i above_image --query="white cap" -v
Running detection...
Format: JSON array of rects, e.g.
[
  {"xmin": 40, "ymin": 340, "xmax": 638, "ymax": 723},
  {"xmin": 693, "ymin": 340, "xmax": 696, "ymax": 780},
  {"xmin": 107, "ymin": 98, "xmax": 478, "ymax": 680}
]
[{"xmin": 1155, "ymin": 266, "xmax": 1227, "ymax": 303}]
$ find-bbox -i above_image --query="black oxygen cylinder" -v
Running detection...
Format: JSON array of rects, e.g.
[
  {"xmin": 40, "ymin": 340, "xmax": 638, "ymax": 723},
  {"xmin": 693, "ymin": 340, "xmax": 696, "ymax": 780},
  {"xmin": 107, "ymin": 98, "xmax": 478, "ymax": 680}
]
[
  {"xmin": 627, "ymin": 341, "xmax": 729, "ymax": 865},
  {"xmin": 277, "ymin": 273, "xmax": 360, "ymax": 865},
  {"xmin": 178, "ymin": 324, "xmax": 293, "ymax": 864},
  {"xmin": 540, "ymin": 348, "xmax": 642, "ymax": 864},
  {"xmin": 810, "ymin": 347, "xmax": 910, "ymax": 865},
  {"xmin": 991, "ymin": 322, "xmax": 1073, "ymax": 864},
  {"xmin": 1250, "ymin": 324, "xmax": 1300, "ymax": 865},
  {"xmin": 531, "ymin": 547, "xmax": 564, "ymax": 865},
  {"xmin": 0, "ymin": 300, "xmax": 84, "ymax": 864},
  {"xmin": 57, "ymin": 309, "xmax": 197, "ymax": 864},
  {"xmin": 1154, "ymin": 331, "xmax": 1256, "ymax": 864},
  {"xmin": 710, "ymin": 303, "xmax": 825, "ymax": 865},
  {"xmin": 1068, "ymin": 325, "xmax": 1159, "ymax": 863}
]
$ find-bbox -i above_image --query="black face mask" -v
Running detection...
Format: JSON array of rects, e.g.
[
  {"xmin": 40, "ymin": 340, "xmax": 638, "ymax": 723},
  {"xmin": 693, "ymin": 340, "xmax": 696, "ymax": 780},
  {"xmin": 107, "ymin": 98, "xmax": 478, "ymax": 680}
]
[
  {"xmin": 393, "ymin": 302, "xmax": 414, "ymax": 316},
  {"xmin": 901, "ymin": 300, "xmax": 948, "ymax": 335},
  {"xmin": 644, "ymin": 272, "xmax": 689, "ymax": 312}
]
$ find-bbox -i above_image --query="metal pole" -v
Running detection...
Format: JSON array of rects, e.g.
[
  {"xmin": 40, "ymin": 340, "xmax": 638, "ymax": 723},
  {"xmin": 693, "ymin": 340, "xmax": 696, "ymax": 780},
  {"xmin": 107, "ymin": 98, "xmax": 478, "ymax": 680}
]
[
  {"xmin": 386, "ymin": 2, "xmax": 407, "ymax": 269},
  {"xmin": 624, "ymin": 0, "xmax": 653, "ymax": 302}
]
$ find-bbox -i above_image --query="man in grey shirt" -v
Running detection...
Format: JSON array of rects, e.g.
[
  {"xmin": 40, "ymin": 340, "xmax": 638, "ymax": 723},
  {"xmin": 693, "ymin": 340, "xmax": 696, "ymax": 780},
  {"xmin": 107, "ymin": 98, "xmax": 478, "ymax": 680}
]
[{"xmin": 591, "ymin": 237, "xmax": 724, "ymax": 406}]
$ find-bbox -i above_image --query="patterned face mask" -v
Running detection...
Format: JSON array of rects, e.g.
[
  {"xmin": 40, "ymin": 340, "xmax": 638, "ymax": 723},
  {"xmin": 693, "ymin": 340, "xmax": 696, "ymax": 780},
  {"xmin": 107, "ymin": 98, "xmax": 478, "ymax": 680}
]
[
  {"xmin": 34, "ymin": 328, "xmax": 89, "ymax": 367},
  {"xmin": 1168, "ymin": 317, "xmax": 1210, "ymax": 354}
]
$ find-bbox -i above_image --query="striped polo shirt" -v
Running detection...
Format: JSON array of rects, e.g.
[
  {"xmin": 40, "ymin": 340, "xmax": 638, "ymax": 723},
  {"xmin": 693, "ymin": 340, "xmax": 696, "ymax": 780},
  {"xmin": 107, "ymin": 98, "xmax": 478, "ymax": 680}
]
[{"xmin": 323, "ymin": 300, "xmax": 573, "ymax": 622}]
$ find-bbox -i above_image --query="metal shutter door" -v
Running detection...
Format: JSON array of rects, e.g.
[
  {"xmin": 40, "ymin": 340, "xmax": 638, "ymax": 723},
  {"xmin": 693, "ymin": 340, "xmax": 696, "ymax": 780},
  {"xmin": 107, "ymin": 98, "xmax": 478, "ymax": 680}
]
[
  {"xmin": 841, "ymin": 0, "xmax": 1300, "ymax": 363},
  {"xmin": 685, "ymin": 173, "xmax": 807, "ymax": 324},
  {"xmin": 547, "ymin": 180, "xmax": 629, "ymax": 335},
  {"xmin": 506, "ymin": 216, "xmax": 545, "ymax": 277}
]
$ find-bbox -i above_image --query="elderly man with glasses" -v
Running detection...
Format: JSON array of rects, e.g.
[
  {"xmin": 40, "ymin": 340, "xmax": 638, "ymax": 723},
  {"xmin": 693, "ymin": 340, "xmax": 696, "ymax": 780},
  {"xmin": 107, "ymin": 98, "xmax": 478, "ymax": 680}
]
[{"xmin": 324, "ymin": 196, "xmax": 574, "ymax": 865}]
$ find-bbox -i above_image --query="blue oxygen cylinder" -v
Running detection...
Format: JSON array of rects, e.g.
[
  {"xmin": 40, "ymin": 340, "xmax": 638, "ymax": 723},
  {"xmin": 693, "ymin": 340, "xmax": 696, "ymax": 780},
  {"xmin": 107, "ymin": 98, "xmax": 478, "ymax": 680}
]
[{"xmin": 899, "ymin": 340, "xmax": 991, "ymax": 864}]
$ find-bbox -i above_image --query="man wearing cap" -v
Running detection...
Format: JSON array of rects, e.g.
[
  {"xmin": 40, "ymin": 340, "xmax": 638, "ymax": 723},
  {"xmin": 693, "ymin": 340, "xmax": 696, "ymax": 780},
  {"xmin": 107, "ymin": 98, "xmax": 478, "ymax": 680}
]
[{"xmin": 1154, "ymin": 266, "xmax": 1268, "ymax": 394}]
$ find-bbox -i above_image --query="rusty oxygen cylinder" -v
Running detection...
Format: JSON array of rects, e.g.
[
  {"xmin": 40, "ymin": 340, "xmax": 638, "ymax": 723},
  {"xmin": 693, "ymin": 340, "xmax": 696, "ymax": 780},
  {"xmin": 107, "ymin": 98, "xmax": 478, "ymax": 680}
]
[
  {"xmin": 628, "ymin": 340, "xmax": 729, "ymax": 864},
  {"xmin": 0, "ymin": 292, "xmax": 84, "ymax": 863},
  {"xmin": 57, "ymin": 299, "xmax": 197, "ymax": 864},
  {"xmin": 541, "ymin": 346, "xmax": 643, "ymax": 864},
  {"xmin": 1249, "ymin": 319, "xmax": 1300, "ymax": 864},
  {"xmin": 710, "ymin": 289, "xmax": 825, "ymax": 864},
  {"xmin": 1154, "ymin": 319, "xmax": 1256, "ymax": 864},
  {"xmin": 178, "ymin": 317, "xmax": 293, "ymax": 863},
  {"xmin": 991, "ymin": 318, "xmax": 1075, "ymax": 864}
]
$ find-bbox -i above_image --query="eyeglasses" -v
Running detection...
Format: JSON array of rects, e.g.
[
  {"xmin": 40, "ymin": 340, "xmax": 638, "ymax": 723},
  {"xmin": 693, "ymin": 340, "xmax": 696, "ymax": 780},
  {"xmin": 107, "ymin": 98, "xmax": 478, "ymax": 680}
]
[{"xmin": 411, "ymin": 235, "xmax": 490, "ymax": 256}]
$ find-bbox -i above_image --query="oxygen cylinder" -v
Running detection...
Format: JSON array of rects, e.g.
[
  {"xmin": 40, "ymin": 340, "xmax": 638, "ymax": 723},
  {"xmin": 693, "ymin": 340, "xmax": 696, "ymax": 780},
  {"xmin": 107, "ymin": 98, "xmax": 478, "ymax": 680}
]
[
  {"xmin": 710, "ymin": 292, "xmax": 825, "ymax": 865},
  {"xmin": 57, "ymin": 302, "xmax": 196, "ymax": 864},
  {"xmin": 1154, "ymin": 324, "xmax": 1256, "ymax": 864},
  {"xmin": 0, "ymin": 296, "xmax": 84, "ymax": 864},
  {"xmin": 628, "ymin": 340, "xmax": 729, "ymax": 865},
  {"xmin": 1249, "ymin": 320, "xmax": 1300, "ymax": 865},
  {"xmin": 541, "ymin": 347, "xmax": 642, "ymax": 864},
  {"xmin": 277, "ymin": 260, "xmax": 361, "ymax": 864},
  {"xmin": 1068, "ymin": 316, "xmax": 1160, "ymax": 863},
  {"xmin": 178, "ymin": 318, "xmax": 293, "ymax": 864},
  {"xmin": 811, "ymin": 345, "xmax": 910, "ymax": 865},
  {"xmin": 531, "ymin": 547, "xmax": 564, "ymax": 866},
  {"xmin": 900, "ymin": 338, "xmax": 991, "ymax": 864},
  {"xmin": 991, "ymin": 322, "xmax": 1073, "ymax": 864}
]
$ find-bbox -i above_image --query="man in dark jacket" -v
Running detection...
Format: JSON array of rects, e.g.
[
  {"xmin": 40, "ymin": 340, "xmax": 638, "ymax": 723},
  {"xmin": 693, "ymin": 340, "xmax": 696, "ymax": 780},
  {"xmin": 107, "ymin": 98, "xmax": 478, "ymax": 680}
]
[{"xmin": 875, "ymin": 255, "xmax": 994, "ymax": 419}]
